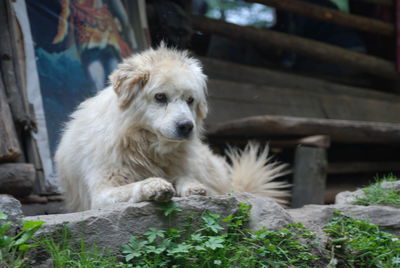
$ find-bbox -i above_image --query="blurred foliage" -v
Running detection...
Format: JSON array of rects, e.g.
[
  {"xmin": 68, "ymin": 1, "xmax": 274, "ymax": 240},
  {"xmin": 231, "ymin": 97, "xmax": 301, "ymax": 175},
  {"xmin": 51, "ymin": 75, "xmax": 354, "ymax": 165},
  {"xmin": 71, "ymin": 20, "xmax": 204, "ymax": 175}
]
[{"xmin": 205, "ymin": 0, "xmax": 275, "ymax": 28}]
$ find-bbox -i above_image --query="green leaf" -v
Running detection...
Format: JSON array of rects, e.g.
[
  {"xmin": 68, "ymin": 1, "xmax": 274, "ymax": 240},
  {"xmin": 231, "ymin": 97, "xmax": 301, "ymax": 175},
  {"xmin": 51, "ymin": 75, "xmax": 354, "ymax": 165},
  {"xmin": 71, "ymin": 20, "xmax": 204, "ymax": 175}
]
[
  {"xmin": 14, "ymin": 232, "xmax": 34, "ymax": 246},
  {"xmin": 144, "ymin": 228, "xmax": 165, "ymax": 243},
  {"xmin": 190, "ymin": 234, "xmax": 204, "ymax": 242},
  {"xmin": 167, "ymin": 228, "xmax": 182, "ymax": 240},
  {"xmin": 0, "ymin": 235, "xmax": 11, "ymax": 248},
  {"xmin": 22, "ymin": 220, "xmax": 45, "ymax": 231},
  {"xmin": 18, "ymin": 243, "xmax": 39, "ymax": 251},
  {"xmin": 156, "ymin": 202, "xmax": 182, "ymax": 217},
  {"xmin": 159, "ymin": 238, "xmax": 172, "ymax": 249},
  {"xmin": 13, "ymin": 221, "xmax": 43, "ymax": 246},
  {"xmin": 392, "ymin": 256, "xmax": 400, "ymax": 264},
  {"xmin": 145, "ymin": 245, "xmax": 165, "ymax": 254},
  {"xmin": 125, "ymin": 253, "xmax": 136, "ymax": 262},
  {"xmin": 0, "ymin": 211, "xmax": 7, "ymax": 220},
  {"xmin": 0, "ymin": 221, "xmax": 12, "ymax": 236},
  {"xmin": 202, "ymin": 212, "xmax": 223, "ymax": 234},
  {"xmin": 204, "ymin": 236, "xmax": 225, "ymax": 250},
  {"xmin": 167, "ymin": 243, "xmax": 192, "ymax": 255},
  {"xmin": 194, "ymin": 245, "xmax": 206, "ymax": 251}
]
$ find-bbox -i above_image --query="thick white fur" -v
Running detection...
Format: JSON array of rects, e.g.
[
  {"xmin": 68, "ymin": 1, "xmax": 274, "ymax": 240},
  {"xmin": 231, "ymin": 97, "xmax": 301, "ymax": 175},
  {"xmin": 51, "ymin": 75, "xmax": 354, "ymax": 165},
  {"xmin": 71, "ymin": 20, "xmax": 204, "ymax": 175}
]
[{"xmin": 55, "ymin": 45, "xmax": 290, "ymax": 212}]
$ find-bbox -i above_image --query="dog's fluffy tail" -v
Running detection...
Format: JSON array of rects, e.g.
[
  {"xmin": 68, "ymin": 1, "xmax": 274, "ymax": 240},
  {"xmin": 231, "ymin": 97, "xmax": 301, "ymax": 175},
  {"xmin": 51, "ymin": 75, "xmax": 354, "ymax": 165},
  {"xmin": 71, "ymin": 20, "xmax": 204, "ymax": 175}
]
[{"xmin": 226, "ymin": 143, "xmax": 291, "ymax": 205}]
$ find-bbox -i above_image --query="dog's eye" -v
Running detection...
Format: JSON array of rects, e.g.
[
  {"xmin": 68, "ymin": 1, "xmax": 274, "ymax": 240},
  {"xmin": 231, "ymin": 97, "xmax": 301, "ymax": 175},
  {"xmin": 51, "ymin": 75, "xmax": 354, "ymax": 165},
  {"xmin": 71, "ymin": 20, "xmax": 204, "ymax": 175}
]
[
  {"xmin": 154, "ymin": 93, "xmax": 168, "ymax": 103},
  {"xmin": 187, "ymin": 97, "xmax": 194, "ymax": 105}
]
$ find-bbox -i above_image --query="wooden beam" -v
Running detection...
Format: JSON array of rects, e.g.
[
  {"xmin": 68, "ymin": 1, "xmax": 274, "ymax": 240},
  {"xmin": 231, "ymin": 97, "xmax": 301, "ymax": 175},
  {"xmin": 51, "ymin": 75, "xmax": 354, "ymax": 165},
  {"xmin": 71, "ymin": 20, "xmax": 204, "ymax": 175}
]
[
  {"xmin": 25, "ymin": 131, "xmax": 47, "ymax": 194},
  {"xmin": 0, "ymin": 0, "xmax": 35, "ymax": 130},
  {"xmin": 245, "ymin": 0, "xmax": 394, "ymax": 36},
  {"xmin": 208, "ymin": 114, "xmax": 400, "ymax": 144},
  {"xmin": 328, "ymin": 162, "xmax": 400, "ymax": 174},
  {"xmin": 0, "ymin": 75, "xmax": 21, "ymax": 161},
  {"xmin": 192, "ymin": 15, "xmax": 399, "ymax": 79},
  {"xmin": 200, "ymin": 57, "xmax": 398, "ymax": 102},
  {"xmin": 291, "ymin": 146, "xmax": 327, "ymax": 207},
  {"xmin": 0, "ymin": 163, "xmax": 35, "ymax": 197},
  {"xmin": 205, "ymin": 79, "xmax": 400, "ymax": 125},
  {"xmin": 350, "ymin": 0, "xmax": 393, "ymax": 7},
  {"xmin": 397, "ymin": 0, "xmax": 400, "ymax": 72},
  {"xmin": 209, "ymin": 135, "xmax": 331, "ymax": 149}
]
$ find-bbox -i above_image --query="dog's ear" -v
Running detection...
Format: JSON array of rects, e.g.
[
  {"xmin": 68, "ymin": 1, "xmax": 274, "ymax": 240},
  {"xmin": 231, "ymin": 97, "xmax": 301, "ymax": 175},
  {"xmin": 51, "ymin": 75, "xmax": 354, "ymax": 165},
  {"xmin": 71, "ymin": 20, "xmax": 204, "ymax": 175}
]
[
  {"xmin": 197, "ymin": 85, "xmax": 208, "ymax": 120},
  {"xmin": 197, "ymin": 100, "xmax": 208, "ymax": 120},
  {"xmin": 109, "ymin": 70, "xmax": 149, "ymax": 109}
]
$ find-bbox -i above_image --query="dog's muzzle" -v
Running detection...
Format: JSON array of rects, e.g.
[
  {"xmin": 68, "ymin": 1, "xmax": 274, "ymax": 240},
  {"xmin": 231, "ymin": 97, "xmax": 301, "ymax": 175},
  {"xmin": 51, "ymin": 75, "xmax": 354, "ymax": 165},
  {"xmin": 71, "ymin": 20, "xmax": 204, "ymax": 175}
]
[{"xmin": 176, "ymin": 120, "xmax": 194, "ymax": 138}]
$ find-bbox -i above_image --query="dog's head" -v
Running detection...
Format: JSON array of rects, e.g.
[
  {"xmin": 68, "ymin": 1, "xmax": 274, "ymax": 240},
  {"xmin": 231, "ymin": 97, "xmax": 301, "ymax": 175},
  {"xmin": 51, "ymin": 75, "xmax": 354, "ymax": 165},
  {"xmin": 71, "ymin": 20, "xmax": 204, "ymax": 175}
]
[{"xmin": 109, "ymin": 45, "xmax": 208, "ymax": 142}]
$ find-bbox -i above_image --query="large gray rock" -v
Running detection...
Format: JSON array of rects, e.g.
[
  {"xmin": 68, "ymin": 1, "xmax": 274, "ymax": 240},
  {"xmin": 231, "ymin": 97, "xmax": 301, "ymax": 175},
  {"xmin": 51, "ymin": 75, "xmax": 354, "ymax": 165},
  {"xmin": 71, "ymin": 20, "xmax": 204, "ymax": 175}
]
[
  {"xmin": 25, "ymin": 194, "xmax": 293, "ymax": 255},
  {"xmin": 26, "ymin": 194, "xmax": 335, "ymax": 267},
  {"xmin": 26, "ymin": 195, "xmax": 242, "ymax": 265},
  {"xmin": 288, "ymin": 204, "xmax": 400, "ymax": 236},
  {"xmin": 25, "ymin": 195, "xmax": 241, "ymax": 251},
  {"xmin": 236, "ymin": 193, "xmax": 293, "ymax": 230},
  {"xmin": 0, "ymin": 194, "xmax": 23, "ymax": 223},
  {"xmin": 335, "ymin": 190, "xmax": 364, "ymax": 205},
  {"xmin": 288, "ymin": 203, "xmax": 400, "ymax": 264},
  {"xmin": 335, "ymin": 180, "xmax": 400, "ymax": 205}
]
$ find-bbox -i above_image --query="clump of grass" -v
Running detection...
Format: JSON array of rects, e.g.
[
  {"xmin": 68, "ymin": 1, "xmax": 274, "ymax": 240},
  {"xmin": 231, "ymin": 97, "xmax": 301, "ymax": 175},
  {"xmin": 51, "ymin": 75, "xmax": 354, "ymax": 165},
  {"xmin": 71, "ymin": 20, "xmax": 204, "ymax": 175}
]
[
  {"xmin": 324, "ymin": 210, "xmax": 400, "ymax": 268},
  {"xmin": 121, "ymin": 202, "xmax": 320, "ymax": 268},
  {"xmin": 353, "ymin": 174, "xmax": 400, "ymax": 207},
  {"xmin": 38, "ymin": 227, "xmax": 129, "ymax": 268},
  {"xmin": 0, "ymin": 211, "xmax": 128, "ymax": 268}
]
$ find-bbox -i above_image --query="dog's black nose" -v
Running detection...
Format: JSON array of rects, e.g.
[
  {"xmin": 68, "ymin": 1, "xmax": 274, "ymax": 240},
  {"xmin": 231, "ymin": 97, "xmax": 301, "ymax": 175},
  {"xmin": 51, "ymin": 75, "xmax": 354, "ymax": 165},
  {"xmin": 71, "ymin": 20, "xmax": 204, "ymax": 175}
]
[{"xmin": 176, "ymin": 120, "xmax": 194, "ymax": 138}]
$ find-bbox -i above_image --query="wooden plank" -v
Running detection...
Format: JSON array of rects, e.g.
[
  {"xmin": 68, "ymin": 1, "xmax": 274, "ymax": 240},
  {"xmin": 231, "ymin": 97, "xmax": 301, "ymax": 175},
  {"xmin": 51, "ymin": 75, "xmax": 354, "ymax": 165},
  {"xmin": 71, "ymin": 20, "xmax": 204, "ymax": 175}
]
[
  {"xmin": 0, "ymin": 163, "xmax": 35, "ymax": 197},
  {"xmin": 328, "ymin": 162, "xmax": 400, "ymax": 174},
  {"xmin": 200, "ymin": 57, "xmax": 400, "ymax": 103},
  {"xmin": 18, "ymin": 195, "xmax": 48, "ymax": 204},
  {"xmin": 192, "ymin": 15, "xmax": 399, "ymax": 79},
  {"xmin": 350, "ymin": 0, "xmax": 393, "ymax": 6},
  {"xmin": 0, "ymin": 0, "xmax": 34, "ymax": 130},
  {"xmin": 279, "ymin": 135, "xmax": 330, "ymax": 148},
  {"xmin": 397, "ymin": 0, "xmax": 400, "ymax": 72},
  {"xmin": 0, "ymin": 75, "xmax": 22, "ymax": 161},
  {"xmin": 205, "ymin": 79, "xmax": 400, "ymax": 125},
  {"xmin": 291, "ymin": 146, "xmax": 327, "ymax": 207},
  {"xmin": 209, "ymin": 135, "xmax": 330, "ymax": 148},
  {"xmin": 207, "ymin": 114, "xmax": 400, "ymax": 144},
  {"xmin": 245, "ymin": 0, "xmax": 394, "ymax": 36}
]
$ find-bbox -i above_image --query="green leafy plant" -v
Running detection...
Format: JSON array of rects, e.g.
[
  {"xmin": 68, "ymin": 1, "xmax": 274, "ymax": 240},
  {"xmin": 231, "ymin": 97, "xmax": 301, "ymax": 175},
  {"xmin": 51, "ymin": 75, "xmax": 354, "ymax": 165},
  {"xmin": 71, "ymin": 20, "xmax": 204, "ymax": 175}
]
[
  {"xmin": 0, "ymin": 211, "xmax": 44, "ymax": 268},
  {"xmin": 324, "ymin": 210, "xmax": 400, "ymax": 268},
  {"xmin": 121, "ymin": 202, "xmax": 319, "ymax": 267},
  {"xmin": 353, "ymin": 174, "xmax": 400, "ymax": 207}
]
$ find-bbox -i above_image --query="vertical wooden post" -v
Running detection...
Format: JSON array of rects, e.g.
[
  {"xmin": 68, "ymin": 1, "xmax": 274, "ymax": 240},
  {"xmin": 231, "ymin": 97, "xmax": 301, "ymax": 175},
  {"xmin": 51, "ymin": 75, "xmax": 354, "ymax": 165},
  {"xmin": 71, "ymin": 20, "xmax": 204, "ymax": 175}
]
[
  {"xmin": 0, "ymin": 0, "xmax": 34, "ymax": 130},
  {"xmin": 0, "ymin": 74, "xmax": 22, "ymax": 161},
  {"xmin": 291, "ymin": 146, "xmax": 327, "ymax": 208},
  {"xmin": 25, "ymin": 130, "xmax": 47, "ymax": 194},
  {"xmin": 396, "ymin": 0, "xmax": 400, "ymax": 72}
]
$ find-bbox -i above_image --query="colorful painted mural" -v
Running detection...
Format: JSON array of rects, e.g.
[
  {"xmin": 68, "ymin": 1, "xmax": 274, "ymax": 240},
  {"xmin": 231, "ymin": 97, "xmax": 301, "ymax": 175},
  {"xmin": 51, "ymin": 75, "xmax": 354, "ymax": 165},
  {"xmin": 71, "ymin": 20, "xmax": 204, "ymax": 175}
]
[{"xmin": 25, "ymin": 0, "xmax": 137, "ymax": 155}]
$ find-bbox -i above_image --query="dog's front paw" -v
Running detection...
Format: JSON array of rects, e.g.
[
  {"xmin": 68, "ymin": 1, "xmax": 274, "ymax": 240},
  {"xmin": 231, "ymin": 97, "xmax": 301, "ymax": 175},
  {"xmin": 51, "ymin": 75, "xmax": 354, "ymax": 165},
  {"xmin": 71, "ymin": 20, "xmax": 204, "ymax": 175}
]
[
  {"xmin": 181, "ymin": 183, "xmax": 207, "ymax": 197},
  {"xmin": 141, "ymin": 177, "xmax": 175, "ymax": 202}
]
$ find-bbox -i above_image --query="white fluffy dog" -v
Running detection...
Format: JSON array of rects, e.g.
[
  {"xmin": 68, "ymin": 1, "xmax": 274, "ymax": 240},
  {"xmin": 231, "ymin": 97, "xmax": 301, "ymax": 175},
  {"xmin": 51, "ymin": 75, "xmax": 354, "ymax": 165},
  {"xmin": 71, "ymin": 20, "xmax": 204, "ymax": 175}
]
[{"xmin": 55, "ymin": 45, "xmax": 289, "ymax": 212}]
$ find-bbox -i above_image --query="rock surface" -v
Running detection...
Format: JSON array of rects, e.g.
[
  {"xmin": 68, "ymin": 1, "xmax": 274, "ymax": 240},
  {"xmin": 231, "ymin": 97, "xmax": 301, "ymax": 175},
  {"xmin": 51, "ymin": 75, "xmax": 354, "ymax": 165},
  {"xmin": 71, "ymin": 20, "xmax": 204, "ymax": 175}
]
[
  {"xmin": 21, "ymin": 189, "xmax": 400, "ymax": 267},
  {"xmin": 26, "ymin": 195, "xmax": 237, "ymax": 251},
  {"xmin": 0, "ymin": 194, "xmax": 23, "ymax": 224},
  {"xmin": 288, "ymin": 204, "xmax": 400, "ymax": 236},
  {"xmin": 25, "ymin": 194, "xmax": 293, "ymax": 253},
  {"xmin": 236, "ymin": 193, "xmax": 293, "ymax": 230},
  {"xmin": 335, "ymin": 180, "xmax": 400, "ymax": 205}
]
